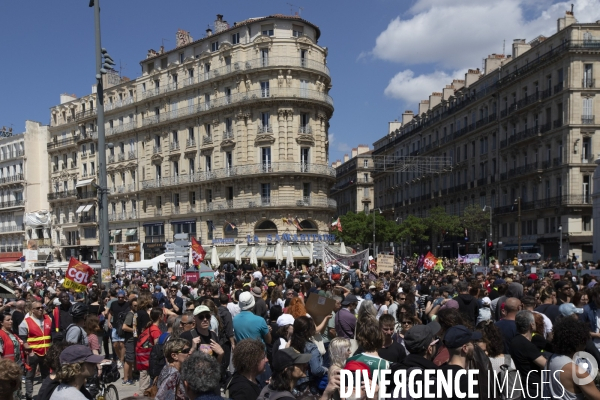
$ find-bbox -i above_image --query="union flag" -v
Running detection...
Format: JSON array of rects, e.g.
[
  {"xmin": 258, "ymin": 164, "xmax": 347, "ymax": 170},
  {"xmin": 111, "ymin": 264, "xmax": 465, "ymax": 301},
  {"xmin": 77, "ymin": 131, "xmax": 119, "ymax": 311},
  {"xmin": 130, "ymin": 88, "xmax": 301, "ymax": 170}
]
[{"xmin": 191, "ymin": 237, "xmax": 206, "ymax": 266}]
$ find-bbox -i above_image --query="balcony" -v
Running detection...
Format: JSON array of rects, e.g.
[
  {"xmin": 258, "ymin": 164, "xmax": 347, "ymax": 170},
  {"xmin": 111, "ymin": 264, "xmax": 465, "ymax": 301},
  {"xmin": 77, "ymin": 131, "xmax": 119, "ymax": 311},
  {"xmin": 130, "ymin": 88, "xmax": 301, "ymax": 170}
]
[
  {"xmin": 0, "ymin": 224, "xmax": 24, "ymax": 233},
  {"xmin": 107, "ymin": 120, "xmax": 137, "ymax": 136},
  {"xmin": 141, "ymin": 88, "xmax": 333, "ymax": 127},
  {"xmin": 201, "ymin": 196, "xmax": 337, "ymax": 212},
  {"xmin": 104, "ymin": 96, "xmax": 134, "ymax": 112},
  {"xmin": 222, "ymin": 130, "xmax": 234, "ymax": 140},
  {"xmin": 0, "ymin": 200, "xmax": 24, "ymax": 209},
  {"xmin": 145, "ymin": 235, "xmax": 165, "ymax": 243},
  {"xmin": 582, "ymin": 115, "xmax": 595, "ymax": 124},
  {"xmin": 0, "ymin": 174, "xmax": 24, "ymax": 185},
  {"xmin": 47, "ymin": 137, "xmax": 78, "ymax": 150},
  {"xmin": 170, "ymin": 142, "xmax": 180, "ymax": 151},
  {"xmin": 553, "ymin": 157, "xmax": 563, "ymax": 167},
  {"xmin": 128, "ymin": 150, "xmax": 137, "ymax": 159},
  {"xmin": 154, "ymin": 209, "xmax": 163, "ymax": 217},
  {"xmin": 61, "ymin": 239, "xmax": 80, "ymax": 246},
  {"xmin": 142, "ymin": 87, "xmax": 161, "ymax": 100},
  {"xmin": 108, "ymin": 155, "xmax": 115, "ymax": 163},
  {"xmin": 554, "ymin": 82, "xmax": 564, "ymax": 94},
  {"xmin": 77, "ymin": 130, "xmax": 98, "ymax": 142},
  {"xmin": 186, "ymin": 138, "xmax": 196, "ymax": 147},
  {"xmin": 494, "ymin": 194, "xmax": 592, "ymax": 215},
  {"xmin": 141, "ymin": 162, "xmax": 335, "ymax": 190},
  {"xmin": 1, "ymin": 150, "xmax": 24, "ymax": 161},
  {"xmin": 553, "ymin": 119, "xmax": 563, "ymax": 129},
  {"xmin": 202, "ymin": 135, "xmax": 213, "ymax": 145},
  {"xmin": 75, "ymin": 108, "xmax": 97, "ymax": 121},
  {"xmin": 48, "ymin": 190, "xmax": 78, "ymax": 200},
  {"xmin": 23, "ymin": 238, "xmax": 52, "ymax": 248},
  {"xmin": 127, "ymin": 211, "xmax": 137, "ymax": 219},
  {"xmin": 77, "ymin": 190, "xmax": 97, "ymax": 200},
  {"xmin": 257, "ymin": 124, "xmax": 273, "ymax": 134},
  {"xmin": 172, "ymin": 205, "xmax": 181, "ymax": 214},
  {"xmin": 153, "ymin": 145, "xmax": 161, "ymax": 154},
  {"xmin": 0, "ymin": 246, "xmax": 23, "ymax": 253},
  {"xmin": 583, "ymin": 78, "xmax": 595, "ymax": 88},
  {"xmin": 79, "ymin": 215, "xmax": 97, "ymax": 223},
  {"xmin": 299, "ymin": 125, "xmax": 312, "ymax": 134}
]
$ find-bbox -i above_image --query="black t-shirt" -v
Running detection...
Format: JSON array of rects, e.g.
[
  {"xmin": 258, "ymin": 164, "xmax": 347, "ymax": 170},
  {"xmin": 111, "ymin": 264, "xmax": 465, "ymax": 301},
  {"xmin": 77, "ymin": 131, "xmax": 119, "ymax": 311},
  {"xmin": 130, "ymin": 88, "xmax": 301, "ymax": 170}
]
[
  {"xmin": 136, "ymin": 309, "xmax": 150, "ymax": 336},
  {"xmin": 179, "ymin": 328, "xmax": 219, "ymax": 359},
  {"xmin": 12, "ymin": 310, "xmax": 24, "ymax": 333},
  {"xmin": 510, "ymin": 334, "xmax": 543, "ymax": 397},
  {"xmin": 534, "ymin": 304, "xmax": 561, "ymax": 324},
  {"xmin": 109, "ymin": 300, "xmax": 131, "ymax": 324},
  {"xmin": 377, "ymin": 342, "xmax": 407, "ymax": 364},
  {"xmin": 227, "ymin": 372, "xmax": 261, "ymax": 400},
  {"xmin": 438, "ymin": 364, "xmax": 474, "ymax": 400},
  {"xmin": 495, "ymin": 319, "xmax": 517, "ymax": 354},
  {"xmin": 88, "ymin": 303, "xmax": 105, "ymax": 316}
]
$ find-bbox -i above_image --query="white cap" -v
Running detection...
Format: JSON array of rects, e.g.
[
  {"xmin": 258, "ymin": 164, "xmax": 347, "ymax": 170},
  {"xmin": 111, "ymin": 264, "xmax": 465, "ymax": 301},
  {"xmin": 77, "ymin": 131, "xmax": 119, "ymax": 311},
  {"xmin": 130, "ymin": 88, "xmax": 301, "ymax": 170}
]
[
  {"xmin": 238, "ymin": 291, "xmax": 255, "ymax": 311},
  {"xmin": 277, "ymin": 314, "xmax": 295, "ymax": 327}
]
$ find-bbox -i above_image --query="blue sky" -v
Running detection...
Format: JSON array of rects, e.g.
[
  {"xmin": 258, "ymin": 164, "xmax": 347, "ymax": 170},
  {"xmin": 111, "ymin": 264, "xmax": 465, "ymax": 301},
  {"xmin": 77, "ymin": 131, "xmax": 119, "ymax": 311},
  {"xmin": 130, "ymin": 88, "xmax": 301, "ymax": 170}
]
[{"xmin": 1, "ymin": 0, "xmax": 598, "ymax": 163}]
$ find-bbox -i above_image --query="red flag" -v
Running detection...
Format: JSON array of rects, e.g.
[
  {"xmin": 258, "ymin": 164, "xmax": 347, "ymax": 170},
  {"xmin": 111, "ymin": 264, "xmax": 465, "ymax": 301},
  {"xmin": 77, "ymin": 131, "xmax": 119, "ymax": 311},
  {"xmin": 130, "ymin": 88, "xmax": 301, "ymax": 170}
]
[
  {"xmin": 63, "ymin": 257, "xmax": 95, "ymax": 292},
  {"xmin": 191, "ymin": 237, "xmax": 206, "ymax": 266},
  {"xmin": 423, "ymin": 251, "xmax": 437, "ymax": 270}
]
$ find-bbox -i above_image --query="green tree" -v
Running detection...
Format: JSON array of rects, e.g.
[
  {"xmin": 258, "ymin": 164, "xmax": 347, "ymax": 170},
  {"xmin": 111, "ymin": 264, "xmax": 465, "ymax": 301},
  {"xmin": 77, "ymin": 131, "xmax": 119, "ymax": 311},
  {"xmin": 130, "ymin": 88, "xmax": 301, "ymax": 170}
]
[
  {"xmin": 424, "ymin": 207, "xmax": 461, "ymax": 255},
  {"xmin": 333, "ymin": 211, "xmax": 396, "ymax": 249},
  {"xmin": 462, "ymin": 204, "xmax": 490, "ymax": 241},
  {"xmin": 395, "ymin": 215, "xmax": 429, "ymax": 250}
]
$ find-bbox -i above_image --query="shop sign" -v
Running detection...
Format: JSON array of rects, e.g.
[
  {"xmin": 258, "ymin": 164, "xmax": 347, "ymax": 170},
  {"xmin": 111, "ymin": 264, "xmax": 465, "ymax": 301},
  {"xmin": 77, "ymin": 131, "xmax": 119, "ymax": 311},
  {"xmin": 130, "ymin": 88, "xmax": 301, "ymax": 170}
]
[
  {"xmin": 143, "ymin": 242, "xmax": 166, "ymax": 250},
  {"xmin": 247, "ymin": 234, "xmax": 336, "ymax": 244}
]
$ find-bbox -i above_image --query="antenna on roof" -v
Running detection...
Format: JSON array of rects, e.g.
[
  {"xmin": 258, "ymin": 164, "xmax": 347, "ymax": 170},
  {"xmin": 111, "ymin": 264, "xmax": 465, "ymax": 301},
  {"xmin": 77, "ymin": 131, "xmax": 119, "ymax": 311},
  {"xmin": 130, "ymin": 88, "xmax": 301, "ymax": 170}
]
[
  {"xmin": 119, "ymin": 60, "xmax": 126, "ymax": 78},
  {"xmin": 287, "ymin": 2, "xmax": 303, "ymax": 16},
  {"xmin": 162, "ymin": 38, "xmax": 169, "ymax": 47}
]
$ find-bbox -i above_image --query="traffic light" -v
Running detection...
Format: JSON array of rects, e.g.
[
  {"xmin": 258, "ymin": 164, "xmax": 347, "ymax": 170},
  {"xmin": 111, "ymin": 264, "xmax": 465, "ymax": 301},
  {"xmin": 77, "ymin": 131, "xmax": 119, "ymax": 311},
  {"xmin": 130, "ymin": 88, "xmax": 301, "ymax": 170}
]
[
  {"xmin": 100, "ymin": 48, "xmax": 116, "ymax": 74},
  {"xmin": 487, "ymin": 241, "xmax": 494, "ymax": 251}
]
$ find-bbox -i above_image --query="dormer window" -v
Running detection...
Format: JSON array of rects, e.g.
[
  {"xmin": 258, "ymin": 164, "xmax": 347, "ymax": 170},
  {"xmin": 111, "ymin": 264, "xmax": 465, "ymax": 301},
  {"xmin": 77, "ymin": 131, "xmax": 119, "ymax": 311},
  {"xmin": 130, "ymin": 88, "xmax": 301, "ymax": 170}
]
[
  {"xmin": 147, "ymin": 62, "xmax": 154, "ymax": 73},
  {"xmin": 211, "ymin": 41, "xmax": 219, "ymax": 52},
  {"xmin": 261, "ymin": 25, "xmax": 274, "ymax": 36}
]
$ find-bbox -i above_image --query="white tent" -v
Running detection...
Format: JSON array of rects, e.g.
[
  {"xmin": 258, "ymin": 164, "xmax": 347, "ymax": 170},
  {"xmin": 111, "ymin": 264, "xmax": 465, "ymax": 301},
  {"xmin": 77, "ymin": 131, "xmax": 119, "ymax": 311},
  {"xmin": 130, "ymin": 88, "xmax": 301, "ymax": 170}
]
[
  {"xmin": 234, "ymin": 244, "xmax": 242, "ymax": 265},
  {"xmin": 340, "ymin": 242, "xmax": 347, "ymax": 254},
  {"xmin": 211, "ymin": 246, "xmax": 221, "ymax": 268},
  {"xmin": 275, "ymin": 242, "xmax": 283, "ymax": 264},
  {"xmin": 116, "ymin": 253, "xmax": 166, "ymax": 271},
  {"xmin": 286, "ymin": 244, "xmax": 294, "ymax": 266},
  {"xmin": 250, "ymin": 246, "xmax": 258, "ymax": 266}
]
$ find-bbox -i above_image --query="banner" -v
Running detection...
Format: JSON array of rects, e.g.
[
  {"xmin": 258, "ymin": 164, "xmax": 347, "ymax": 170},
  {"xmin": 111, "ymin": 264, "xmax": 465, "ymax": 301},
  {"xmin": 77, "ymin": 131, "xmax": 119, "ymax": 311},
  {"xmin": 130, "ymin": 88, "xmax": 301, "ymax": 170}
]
[
  {"xmin": 324, "ymin": 246, "xmax": 369, "ymax": 272},
  {"xmin": 63, "ymin": 257, "xmax": 95, "ymax": 292},
  {"xmin": 458, "ymin": 254, "xmax": 481, "ymax": 264},
  {"xmin": 191, "ymin": 237, "xmax": 206, "ymax": 266},
  {"xmin": 423, "ymin": 252, "xmax": 437, "ymax": 270}
]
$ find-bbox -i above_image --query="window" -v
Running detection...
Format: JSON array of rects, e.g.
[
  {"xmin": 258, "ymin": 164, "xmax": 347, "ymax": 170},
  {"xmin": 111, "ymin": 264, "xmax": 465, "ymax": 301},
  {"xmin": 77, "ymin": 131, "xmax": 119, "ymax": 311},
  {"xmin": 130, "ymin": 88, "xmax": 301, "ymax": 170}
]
[
  {"xmin": 261, "ymin": 49, "xmax": 269, "ymax": 67},
  {"xmin": 211, "ymin": 41, "xmax": 219, "ymax": 52},
  {"xmin": 364, "ymin": 187, "xmax": 370, "ymax": 197},
  {"xmin": 190, "ymin": 191, "xmax": 196, "ymax": 205},
  {"xmin": 205, "ymin": 123, "xmax": 212, "ymax": 138},
  {"xmin": 205, "ymin": 155, "xmax": 212, "ymax": 172},
  {"xmin": 303, "ymin": 183, "xmax": 311, "ymax": 198},
  {"xmin": 206, "ymin": 189, "xmax": 212, "ymax": 204},
  {"xmin": 147, "ymin": 62, "xmax": 154, "ymax": 74},
  {"xmin": 225, "ymin": 117, "xmax": 232, "ymax": 135},
  {"xmin": 364, "ymin": 160, "xmax": 369, "ymax": 168},
  {"xmin": 583, "ymin": 216, "xmax": 592, "ymax": 231},
  {"xmin": 90, "ymin": 143, "xmax": 95, "ymax": 155},
  {"xmin": 90, "ymin": 161, "xmax": 95, "ymax": 175},
  {"xmin": 188, "ymin": 158, "xmax": 195, "ymax": 175},
  {"xmin": 225, "ymin": 87, "xmax": 232, "ymax": 104},
  {"xmin": 155, "ymin": 165, "xmax": 161, "ymax": 180},
  {"xmin": 83, "ymin": 228, "xmax": 96, "ymax": 239},
  {"xmin": 300, "ymin": 148, "xmax": 309, "ymax": 171},
  {"xmin": 172, "ymin": 161, "xmax": 179, "ymax": 177},
  {"xmin": 583, "ymin": 98, "xmax": 593, "ymax": 123},
  {"xmin": 261, "ymin": 147, "xmax": 271, "ymax": 170},
  {"xmin": 261, "ymin": 25, "xmax": 274, "ymax": 36},
  {"xmin": 157, "ymin": 196, "xmax": 162, "ymax": 209},
  {"xmin": 261, "ymin": 112, "xmax": 270, "ymax": 131},
  {"xmin": 292, "ymin": 25, "xmax": 304, "ymax": 37},
  {"xmin": 173, "ymin": 193, "xmax": 180, "ymax": 207},
  {"xmin": 231, "ymin": 32, "xmax": 240, "ymax": 45},
  {"xmin": 260, "ymin": 81, "xmax": 270, "ymax": 97},
  {"xmin": 300, "ymin": 113, "xmax": 309, "ymax": 133},
  {"xmin": 161, "ymin": 58, "xmax": 167, "ymax": 69},
  {"xmin": 261, "ymin": 183, "xmax": 271, "ymax": 203},
  {"xmin": 225, "ymin": 151, "xmax": 233, "ymax": 171},
  {"xmin": 584, "ymin": 64, "xmax": 593, "ymax": 88}
]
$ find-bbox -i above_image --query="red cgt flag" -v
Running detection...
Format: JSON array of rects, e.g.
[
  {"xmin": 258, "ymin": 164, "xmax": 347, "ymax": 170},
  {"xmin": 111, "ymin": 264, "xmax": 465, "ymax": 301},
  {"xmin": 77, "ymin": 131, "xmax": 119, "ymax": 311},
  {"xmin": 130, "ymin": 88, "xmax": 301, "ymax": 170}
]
[
  {"xmin": 191, "ymin": 237, "xmax": 206, "ymax": 266},
  {"xmin": 63, "ymin": 257, "xmax": 95, "ymax": 292},
  {"xmin": 423, "ymin": 251, "xmax": 437, "ymax": 270}
]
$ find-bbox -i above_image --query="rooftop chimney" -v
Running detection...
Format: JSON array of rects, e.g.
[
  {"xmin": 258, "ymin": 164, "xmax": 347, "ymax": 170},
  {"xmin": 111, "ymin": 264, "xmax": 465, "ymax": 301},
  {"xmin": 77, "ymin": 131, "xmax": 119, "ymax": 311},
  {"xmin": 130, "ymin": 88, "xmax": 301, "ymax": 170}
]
[
  {"xmin": 215, "ymin": 14, "xmax": 230, "ymax": 33},
  {"xmin": 206, "ymin": 28, "xmax": 213, "ymax": 36}
]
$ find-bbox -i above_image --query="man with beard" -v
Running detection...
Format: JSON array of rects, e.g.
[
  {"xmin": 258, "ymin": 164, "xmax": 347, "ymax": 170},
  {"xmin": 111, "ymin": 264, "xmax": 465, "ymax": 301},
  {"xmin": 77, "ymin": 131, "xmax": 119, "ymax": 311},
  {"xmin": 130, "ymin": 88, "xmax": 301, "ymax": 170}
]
[
  {"xmin": 50, "ymin": 291, "xmax": 73, "ymax": 342},
  {"xmin": 438, "ymin": 325, "xmax": 481, "ymax": 400}
]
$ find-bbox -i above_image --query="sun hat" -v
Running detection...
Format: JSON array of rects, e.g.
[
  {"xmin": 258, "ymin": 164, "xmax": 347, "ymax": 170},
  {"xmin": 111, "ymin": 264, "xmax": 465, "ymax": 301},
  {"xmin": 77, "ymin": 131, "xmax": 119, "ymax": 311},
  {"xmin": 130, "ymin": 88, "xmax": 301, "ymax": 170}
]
[{"xmin": 238, "ymin": 291, "xmax": 255, "ymax": 311}]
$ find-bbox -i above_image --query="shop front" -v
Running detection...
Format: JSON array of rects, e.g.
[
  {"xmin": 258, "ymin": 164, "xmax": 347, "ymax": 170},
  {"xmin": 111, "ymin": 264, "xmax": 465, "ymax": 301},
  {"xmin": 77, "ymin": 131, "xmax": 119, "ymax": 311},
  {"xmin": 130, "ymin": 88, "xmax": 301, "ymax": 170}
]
[
  {"xmin": 115, "ymin": 243, "xmax": 141, "ymax": 262},
  {"xmin": 143, "ymin": 222, "xmax": 165, "ymax": 260}
]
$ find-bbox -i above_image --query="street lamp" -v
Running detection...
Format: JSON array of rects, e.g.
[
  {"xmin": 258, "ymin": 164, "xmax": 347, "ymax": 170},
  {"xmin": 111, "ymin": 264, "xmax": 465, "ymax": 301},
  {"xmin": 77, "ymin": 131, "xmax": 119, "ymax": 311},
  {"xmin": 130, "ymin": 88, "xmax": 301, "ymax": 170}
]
[
  {"xmin": 372, "ymin": 207, "xmax": 382, "ymax": 258},
  {"xmin": 514, "ymin": 197, "xmax": 521, "ymax": 255},
  {"xmin": 559, "ymin": 225, "xmax": 562, "ymax": 261},
  {"xmin": 482, "ymin": 205, "xmax": 493, "ymax": 266},
  {"xmin": 89, "ymin": 0, "xmax": 111, "ymax": 281}
]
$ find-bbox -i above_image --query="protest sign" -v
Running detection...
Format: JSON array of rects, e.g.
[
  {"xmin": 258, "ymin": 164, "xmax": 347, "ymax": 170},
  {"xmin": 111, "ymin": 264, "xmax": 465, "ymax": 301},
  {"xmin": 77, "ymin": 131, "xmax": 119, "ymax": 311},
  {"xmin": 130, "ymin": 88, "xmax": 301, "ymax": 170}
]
[
  {"xmin": 63, "ymin": 257, "xmax": 95, "ymax": 292},
  {"xmin": 377, "ymin": 255, "xmax": 395, "ymax": 273}
]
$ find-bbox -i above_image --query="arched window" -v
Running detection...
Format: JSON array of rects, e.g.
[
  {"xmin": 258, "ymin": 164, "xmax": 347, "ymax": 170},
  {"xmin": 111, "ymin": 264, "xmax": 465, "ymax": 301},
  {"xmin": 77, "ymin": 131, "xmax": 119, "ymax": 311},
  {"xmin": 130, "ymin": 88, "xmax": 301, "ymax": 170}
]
[
  {"xmin": 256, "ymin": 220, "xmax": 277, "ymax": 230},
  {"xmin": 299, "ymin": 220, "xmax": 317, "ymax": 231}
]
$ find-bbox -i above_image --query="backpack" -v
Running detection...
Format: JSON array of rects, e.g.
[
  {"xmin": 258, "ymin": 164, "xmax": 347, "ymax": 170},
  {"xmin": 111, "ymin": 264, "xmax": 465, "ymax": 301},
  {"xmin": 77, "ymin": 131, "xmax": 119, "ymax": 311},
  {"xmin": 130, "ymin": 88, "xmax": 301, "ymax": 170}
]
[
  {"xmin": 256, "ymin": 385, "xmax": 295, "ymax": 400},
  {"xmin": 136, "ymin": 325, "xmax": 162, "ymax": 371},
  {"xmin": 63, "ymin": 324, "xmax": 85, "ymax": 345},
  {"xmin": 331, "ymin": 265, "xmax": 341, "ymax": 280},
  {"xmin": 115, "ymin": 311, "xmax": 129, "ymax": 338},
  {"xmin": 496, "ymin": 354, "xmax": 522, "ymax": 400},
  {"xmin": 149, "ymin": 332, "xmax": 171, "ymax": 380},
  {"xmin": 101, "ymin": 361, "xmax": 120, "ymax": 383}
]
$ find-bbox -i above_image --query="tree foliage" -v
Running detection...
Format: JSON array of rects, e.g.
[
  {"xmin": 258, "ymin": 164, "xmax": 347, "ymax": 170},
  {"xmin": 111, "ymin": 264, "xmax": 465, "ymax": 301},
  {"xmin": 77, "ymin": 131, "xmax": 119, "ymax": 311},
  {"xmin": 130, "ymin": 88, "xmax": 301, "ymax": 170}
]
[
  {"xmin": 424, "ymin": 206, "xmax": 462, "ymax": 241},
  {"xmin": 462, "ymin": 205, "xmax": 491, "ymax": 241},
  {"xmin": 396, "ymin": 214, "xmax": 429, "ymax": 244},
  {"xmin": 335, "ymin": 211, "xmax": 396, "ymax": 246}
]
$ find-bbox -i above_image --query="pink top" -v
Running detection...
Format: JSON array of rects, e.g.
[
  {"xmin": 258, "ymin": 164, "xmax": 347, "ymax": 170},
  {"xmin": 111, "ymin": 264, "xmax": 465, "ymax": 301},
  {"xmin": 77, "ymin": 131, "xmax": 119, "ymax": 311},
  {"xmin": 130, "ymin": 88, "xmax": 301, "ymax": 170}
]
[{"xmin": 88, "ymin": 333, "xmax": 100, "ymax": 352}]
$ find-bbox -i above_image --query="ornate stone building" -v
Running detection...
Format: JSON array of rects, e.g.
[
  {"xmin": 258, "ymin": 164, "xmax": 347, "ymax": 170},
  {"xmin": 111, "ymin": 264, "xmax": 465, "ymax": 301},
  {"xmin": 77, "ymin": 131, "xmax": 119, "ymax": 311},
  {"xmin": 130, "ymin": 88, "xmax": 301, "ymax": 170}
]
[
  {"xmin": 372, "ymin": 11, "xmax": 599, "ymax": 261},
  {"xmin": 330, "ymin": 144, "xmax": 374, "ymax": 215},
  {"xmin": 47, "ymin": 14, "xmax": 335, "ymax": 263}
]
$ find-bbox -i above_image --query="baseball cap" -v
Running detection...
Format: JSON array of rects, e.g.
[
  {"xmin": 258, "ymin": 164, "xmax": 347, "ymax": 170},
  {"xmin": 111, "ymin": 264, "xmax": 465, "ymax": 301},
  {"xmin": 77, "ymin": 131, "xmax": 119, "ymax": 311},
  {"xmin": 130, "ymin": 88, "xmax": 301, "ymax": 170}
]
[
  {"xmin": 238, "ymin": 292, "xmax": 255, "ymax": 311},
  {"xmin": 559, "ymin": 303, "xmax": 584, "ymax": 317},
  {"xmin": 60, "ymin": 344, "xmax": 105, "ymax": 365},
  {"xmin": 277, "ymin": 314, "xmax": 295, "ymax": 327},
  {"xmin": 481, "ymin": 297, "xmax": 491, "ymax": 306},
  {"xmin": 341, "ymin": 294, "xmax": 359, "ymax": 306},
  {"xmin": 272, "ymin": 347, "xmax": 312, "ymax": 372},
  {"xmin": 493, "ymin": 279, "xmax": 506, "ymax": 286},
  {"xmin": 193, "ymin": 305, "xmax": 211, "ymax": 316},
  {"xmin": 440, "ymin": 299, "xmax": 459, "ymax": 310},
  {"xmin": 404, "ymin": 321, "xmax": 441, "ymax": 354},
  {"xmin": 369, "ymin": 285, "xmax": 376, "ymax": 290},
  {"xmin": 155, "ymin": 285, "xmax": 162, "ymax": 291},
  {"xmin": 444, "ymin": 325, "xmax": 482, "ymax": 349},
  {"xmin": 268, "ymin": 282, "xmax": 276, "ymax": 287},
  {"xmin": 117, "ymin": 290, "xmax": 126, "ymax": 297}
]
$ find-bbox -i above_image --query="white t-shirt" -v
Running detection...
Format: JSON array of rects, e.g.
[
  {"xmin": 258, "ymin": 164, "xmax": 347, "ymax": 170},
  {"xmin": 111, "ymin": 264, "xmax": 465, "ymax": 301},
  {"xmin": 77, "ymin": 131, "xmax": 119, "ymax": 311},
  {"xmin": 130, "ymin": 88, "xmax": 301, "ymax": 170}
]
[
  {"xmin": 375, "ymin": 304, "xmax": 388, "ymax": 320},
  {"xmin": 50, "ymin": 384, "xmax": 88, "ymax": 400}
]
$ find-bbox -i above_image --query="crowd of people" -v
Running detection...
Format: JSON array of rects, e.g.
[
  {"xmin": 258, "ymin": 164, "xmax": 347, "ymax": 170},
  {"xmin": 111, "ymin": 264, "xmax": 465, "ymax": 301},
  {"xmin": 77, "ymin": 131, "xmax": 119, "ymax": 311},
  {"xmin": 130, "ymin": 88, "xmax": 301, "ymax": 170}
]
[{"xmin": 0, "ymin": 255, "xmax": 599, "ymax": 400}]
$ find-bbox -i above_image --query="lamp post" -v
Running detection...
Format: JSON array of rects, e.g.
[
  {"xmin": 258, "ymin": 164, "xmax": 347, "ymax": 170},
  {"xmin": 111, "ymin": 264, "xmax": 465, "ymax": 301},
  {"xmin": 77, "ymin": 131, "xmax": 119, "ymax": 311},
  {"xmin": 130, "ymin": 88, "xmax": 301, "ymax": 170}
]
[
  {"xmin": 483, "ymin": 205, "xmax": 493, "ymax": 266},
  {"xmin": 515, "ymin": 197, "xmax": 522, "ymax": 255},
  {"xmin": 372, "ymin": 208, "xmax": 382, "ymax": 258},
  {"xmin": 90, "ymin": 0, "xmax": 110, "ymax": 280},
  {"xmin": 559, "ymin": 225, "xmax": 562, "ymax": 262}
]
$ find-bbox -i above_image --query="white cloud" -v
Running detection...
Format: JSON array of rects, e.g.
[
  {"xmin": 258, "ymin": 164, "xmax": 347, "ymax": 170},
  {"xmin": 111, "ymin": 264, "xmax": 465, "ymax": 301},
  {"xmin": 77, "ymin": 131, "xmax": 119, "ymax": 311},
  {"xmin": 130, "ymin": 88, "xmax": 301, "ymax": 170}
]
[
  {"xmin": 384, "ymin": 69, "xmax": 467, "ymax": 106},
  {"xmin": 372, "ymin": 0, "xmax": 600, "ymax": 70},
  {"xmin": 329, "ymin": 133, "xmax": 351, "ymax": 154}
]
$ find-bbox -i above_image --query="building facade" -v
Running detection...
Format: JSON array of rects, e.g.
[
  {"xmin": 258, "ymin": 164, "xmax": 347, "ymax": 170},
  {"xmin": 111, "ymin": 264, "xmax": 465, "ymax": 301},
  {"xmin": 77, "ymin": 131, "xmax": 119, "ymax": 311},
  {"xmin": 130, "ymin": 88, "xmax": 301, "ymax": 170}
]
[
  {"xmin": 372, "ymin": 11, "xmax": 599, "ymax": 261},
  {"xmin": 48, "ymin": 14, "xmax": 335, "ymax": 263},
  {"xmin": 330, "ymin": 144, "xmax": 374, "ymax": 215},
  {"xmin": 0, "ymin": 121, "xmax": 50, "ymax": 264}
]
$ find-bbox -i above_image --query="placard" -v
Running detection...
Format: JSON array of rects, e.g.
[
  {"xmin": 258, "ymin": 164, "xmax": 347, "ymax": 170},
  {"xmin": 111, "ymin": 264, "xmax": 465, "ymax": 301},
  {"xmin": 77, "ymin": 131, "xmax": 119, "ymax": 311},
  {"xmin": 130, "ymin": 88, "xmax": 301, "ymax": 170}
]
[
  {"xmin": 377, "ymin": 255, "xmax": 395, "ymax": 273},
  {"xmin": 305, "ymin": 293, "xmax": 336, "ymax": 327}
]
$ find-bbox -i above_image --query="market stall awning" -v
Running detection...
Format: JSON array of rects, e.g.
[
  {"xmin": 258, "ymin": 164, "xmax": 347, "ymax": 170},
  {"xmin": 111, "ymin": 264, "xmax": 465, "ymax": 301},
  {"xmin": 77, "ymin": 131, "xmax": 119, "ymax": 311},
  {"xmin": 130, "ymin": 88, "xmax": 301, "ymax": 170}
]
[
  {"xmin": 111, "ymin": 230, "xmax": 121, "ymax": 236},
  {"xmin": 82, "ymin": 204, "xmax": 94, "ymax": 212},
  {"xmin": 125, "ymin": 229, "xmax": 137, "ymax": 236},
  {"xmin": 76, "ymin": 178, "xmax": 95, "ymax": 187},
  {"xmin": 75, "ymin": 205, "xmax": 86, "ymax": 213}
]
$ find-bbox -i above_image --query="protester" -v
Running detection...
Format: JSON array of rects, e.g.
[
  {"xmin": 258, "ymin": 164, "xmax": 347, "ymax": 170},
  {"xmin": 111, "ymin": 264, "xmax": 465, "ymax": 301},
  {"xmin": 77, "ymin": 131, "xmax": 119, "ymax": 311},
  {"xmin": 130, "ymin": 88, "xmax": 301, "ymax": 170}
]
[
  {"xmin": 228, "ymin": 339, "xmax": 267, "ymax": 400},
  {"xmin": 0, "ymin": 358, "xmax": 21, "ymax": 400},
  {"xmin": 181, "ymin": 351, "xmax": 225, "ymax": 400},
  {"xmin": 156, "ymin": 338, "xmax": 190, "ymax": 400},
  {"xmin": 49, "ymin": 345, "xmax": 105, "ymax": 400}
]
